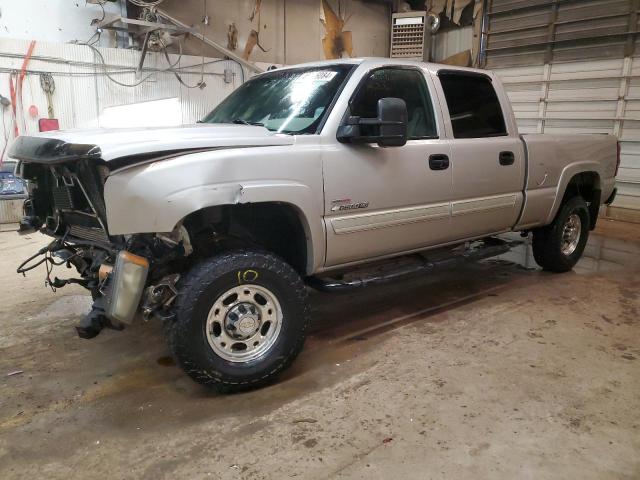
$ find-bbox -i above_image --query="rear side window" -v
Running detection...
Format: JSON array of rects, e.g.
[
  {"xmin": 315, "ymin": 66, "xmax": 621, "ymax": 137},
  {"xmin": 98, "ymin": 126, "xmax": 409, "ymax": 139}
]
[{"xmin": 438, "ymin": 72, "xmax": 507, "ymax": 139}]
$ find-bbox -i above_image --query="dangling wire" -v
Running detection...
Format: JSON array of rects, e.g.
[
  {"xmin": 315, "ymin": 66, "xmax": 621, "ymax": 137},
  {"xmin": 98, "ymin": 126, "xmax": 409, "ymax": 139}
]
[
  {"xmin": 83, "ymin": 42, "xmax": 158, "ymax": 87},
  {"xmin": 127, "ymin": 0, "xmax": 165, "ymax": 8},
  {"xmin": 16, "ymin": 235, "xmax": 80, "ymax": 292},
  {"xmin": 160, "ymin": 0, "xmax": 207, "ymax": 89}
]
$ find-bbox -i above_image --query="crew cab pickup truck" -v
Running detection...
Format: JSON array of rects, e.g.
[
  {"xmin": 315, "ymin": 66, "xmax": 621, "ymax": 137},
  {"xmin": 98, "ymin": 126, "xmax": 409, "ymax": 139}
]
[{"xmin": 10, "ymin": 58, "xmax": 619, "ymax": 392}]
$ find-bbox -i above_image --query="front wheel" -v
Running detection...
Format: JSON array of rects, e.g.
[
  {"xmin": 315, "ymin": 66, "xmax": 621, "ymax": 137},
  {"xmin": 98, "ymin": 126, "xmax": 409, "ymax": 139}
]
[
  {"xmin": 169, "ymin": 250, "xmax": 310, "ymax": 392},
  {"xmin": 532, "ymin": 196, "xmax": 590, "ymax": 273}
]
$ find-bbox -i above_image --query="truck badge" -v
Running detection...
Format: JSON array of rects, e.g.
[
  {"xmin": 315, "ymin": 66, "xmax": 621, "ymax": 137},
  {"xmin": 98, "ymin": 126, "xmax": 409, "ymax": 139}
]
[{"xmin": 331, "ymin": 199, "xmax": 369, "ymax": 212}]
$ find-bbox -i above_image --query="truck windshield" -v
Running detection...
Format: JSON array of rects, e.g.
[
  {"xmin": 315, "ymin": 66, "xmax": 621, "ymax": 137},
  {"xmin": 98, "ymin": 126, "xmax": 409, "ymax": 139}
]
[{"xmin": 202, "ymin": 65, "xmax": 354, "ymax": 134}]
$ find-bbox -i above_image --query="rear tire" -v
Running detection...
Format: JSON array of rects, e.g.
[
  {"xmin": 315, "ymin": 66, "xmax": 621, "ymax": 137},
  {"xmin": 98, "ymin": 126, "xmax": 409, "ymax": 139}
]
[
  {"xmin": 168, "ymin": 250, "xmax": 310, "ymax": 393},
  {"xmin": 532, "ymin": 196, "xmax": 590, "ymax": 273}
]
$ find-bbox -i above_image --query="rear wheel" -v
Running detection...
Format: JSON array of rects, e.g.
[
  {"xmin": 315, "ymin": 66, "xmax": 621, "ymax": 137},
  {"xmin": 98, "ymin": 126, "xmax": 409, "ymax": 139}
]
[
  {"xmin": 168, "ymin": 250, "xmax": 310, "ymax": 392},
  {"xmin": 532, "ymin": 196, "xmax": 590, "ymax": 272}
]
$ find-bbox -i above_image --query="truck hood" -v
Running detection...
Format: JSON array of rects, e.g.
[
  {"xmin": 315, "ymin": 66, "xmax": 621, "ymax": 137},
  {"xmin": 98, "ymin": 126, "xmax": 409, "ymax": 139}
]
[{"xmin": 9, "ymin": 124, "xmax": 295, "ymax": 166}]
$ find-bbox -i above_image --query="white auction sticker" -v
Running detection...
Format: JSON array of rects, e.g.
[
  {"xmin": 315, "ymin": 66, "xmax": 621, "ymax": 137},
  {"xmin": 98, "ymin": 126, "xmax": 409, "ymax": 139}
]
[{"xmin": 295, "ymin": 70, "xmax": 338, "ymax": 84}]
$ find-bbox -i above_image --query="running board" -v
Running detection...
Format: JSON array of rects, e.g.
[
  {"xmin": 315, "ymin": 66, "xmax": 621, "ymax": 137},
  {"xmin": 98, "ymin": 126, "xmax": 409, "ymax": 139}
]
[{"xmin": 307, "ymin": 237, "xmax": 521, "ymax": 292}]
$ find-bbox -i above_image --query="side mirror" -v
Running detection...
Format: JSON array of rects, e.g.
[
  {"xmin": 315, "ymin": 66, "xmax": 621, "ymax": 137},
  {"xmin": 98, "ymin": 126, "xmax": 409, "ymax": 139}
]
[
  {"xmin": 375, "ymin": 97, "xmax": 408, "ymax": 147},
  {"xmin": 337, "ymin": 97, "xmax": 408, "ymax": 147}
]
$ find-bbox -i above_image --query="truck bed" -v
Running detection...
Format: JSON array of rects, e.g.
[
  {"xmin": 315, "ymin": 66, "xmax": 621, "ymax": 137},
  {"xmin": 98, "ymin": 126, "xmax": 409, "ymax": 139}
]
[{"xmin": 516, "ymin": 133, "xmax": 618, "ymax": 230}]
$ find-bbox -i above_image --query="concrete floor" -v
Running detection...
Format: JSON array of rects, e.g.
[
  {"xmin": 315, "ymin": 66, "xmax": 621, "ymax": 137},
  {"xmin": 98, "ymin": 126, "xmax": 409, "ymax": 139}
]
[{"xmin": 0, "ymin": 220, "xmax": 639, "ymax": 479}]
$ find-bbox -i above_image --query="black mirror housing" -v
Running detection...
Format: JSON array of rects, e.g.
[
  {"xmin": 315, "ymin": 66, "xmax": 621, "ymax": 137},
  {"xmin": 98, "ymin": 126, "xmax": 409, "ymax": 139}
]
[
  {"xmin": 337, "ymin": 97, "xmax": 408, "ymax": 147},
  {"xmin": 376, "ymin": 97, "xmax": 408, "ymax": 147}
]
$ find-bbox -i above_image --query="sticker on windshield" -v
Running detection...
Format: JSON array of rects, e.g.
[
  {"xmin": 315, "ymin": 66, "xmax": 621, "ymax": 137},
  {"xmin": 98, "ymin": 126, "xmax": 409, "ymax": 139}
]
[{"xmin": 295, "ymin": 70, "xmax": 337, "ymax": 84}]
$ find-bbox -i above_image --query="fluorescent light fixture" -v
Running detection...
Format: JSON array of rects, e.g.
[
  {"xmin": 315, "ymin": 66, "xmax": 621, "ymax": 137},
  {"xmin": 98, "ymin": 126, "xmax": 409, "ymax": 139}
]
[
  {"xmin": 99, "ymin": 97, "xmax": 182, "ymax": 128},
  {"xmin": 395, "ymin": 17, "xmax": 424, "ymax": 25}
]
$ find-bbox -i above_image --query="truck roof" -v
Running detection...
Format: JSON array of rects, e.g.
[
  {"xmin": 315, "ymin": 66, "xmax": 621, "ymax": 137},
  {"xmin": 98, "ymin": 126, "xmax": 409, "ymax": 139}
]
[{"xmin": 262, "ymin": 57, "xmax": 490, "ymax": 77}]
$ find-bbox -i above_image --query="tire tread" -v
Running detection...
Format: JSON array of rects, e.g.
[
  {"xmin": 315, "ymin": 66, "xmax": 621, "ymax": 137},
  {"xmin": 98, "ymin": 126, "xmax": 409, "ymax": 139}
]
[
  {"xmin": 532, "ymin": 196, "xmax": 589, "ymax": 273},
  {"xmin": 168, "ymin": 250, "xmax": 310, "ymax": 393}
]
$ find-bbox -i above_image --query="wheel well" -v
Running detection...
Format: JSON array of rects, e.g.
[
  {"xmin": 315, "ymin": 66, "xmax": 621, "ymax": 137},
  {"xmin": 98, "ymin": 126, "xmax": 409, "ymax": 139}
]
[
  {"xmin": 181, "ymin": 202, "xmax": 309, "ymax": 274},
  {"xmin": 562, "ymin": 171, "xmax": 601, "ymax": 229}
]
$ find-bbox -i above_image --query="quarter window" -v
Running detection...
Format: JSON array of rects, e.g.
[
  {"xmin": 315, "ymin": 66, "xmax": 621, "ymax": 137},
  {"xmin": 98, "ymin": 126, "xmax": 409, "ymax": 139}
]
[
  {"xmin": 349, "ymin": 68, "xmax": 437, "ymax": 140},
  {"xmin": 438, "ymin": 72, "xmax": 507, "ymax": 139}
]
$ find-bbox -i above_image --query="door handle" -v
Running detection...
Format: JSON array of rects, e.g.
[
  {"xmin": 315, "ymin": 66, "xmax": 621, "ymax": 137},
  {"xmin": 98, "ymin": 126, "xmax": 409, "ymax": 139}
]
[
  {"xmin": 429, "ymin": 154, "xmax": 450, "ymax": 170},
  {"xmin": 499, "ymin": 151, "xmax": 515, "ymax": 166}
]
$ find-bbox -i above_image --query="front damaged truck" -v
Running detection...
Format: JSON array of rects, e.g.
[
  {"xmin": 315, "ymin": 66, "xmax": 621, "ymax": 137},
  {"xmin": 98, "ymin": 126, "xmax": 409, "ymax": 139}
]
[
  {"xmin": 11, "ymin": 59, "xmax": 619, "ymax": 392},
  {"xmin": 13, "ymin": 139, "xmax": 190, "ymax": 334}
]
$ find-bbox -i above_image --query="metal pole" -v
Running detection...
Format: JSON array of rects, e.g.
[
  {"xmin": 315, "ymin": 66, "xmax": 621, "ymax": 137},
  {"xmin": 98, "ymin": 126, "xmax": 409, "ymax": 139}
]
[
  {"xmin": 423, "ymin": 19, "xmax": 431, "ymax": 63},
  {"xmin": 156, "ymin": 9, "xmax": 264, "ymax": 74}
]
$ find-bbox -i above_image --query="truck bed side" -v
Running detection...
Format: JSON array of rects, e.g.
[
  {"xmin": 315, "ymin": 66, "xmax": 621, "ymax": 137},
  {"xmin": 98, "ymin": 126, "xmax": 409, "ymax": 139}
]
[{"xmin": 515, "ymin": 133, "xmax": 618, "ymax": 230}]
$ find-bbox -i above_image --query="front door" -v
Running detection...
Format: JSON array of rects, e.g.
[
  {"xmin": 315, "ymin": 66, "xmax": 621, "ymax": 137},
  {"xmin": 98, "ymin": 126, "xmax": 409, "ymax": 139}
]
[{"xmin": 323, "ymin": 66, "xmax": 454, "ymax": 267}]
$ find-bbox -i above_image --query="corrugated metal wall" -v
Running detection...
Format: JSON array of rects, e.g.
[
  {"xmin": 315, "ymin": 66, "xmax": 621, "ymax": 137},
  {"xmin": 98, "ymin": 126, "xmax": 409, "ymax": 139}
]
[
  {"xmin": 0, "ymin": 38, "xmax": 247, "ymax": 158},
  {"xmin": 485, "ymin": 0, "xmax": 640, "ymax": 220},
  {"xmin": 0, "ymin": 196, "xmax": 26, "ymax": 226}
]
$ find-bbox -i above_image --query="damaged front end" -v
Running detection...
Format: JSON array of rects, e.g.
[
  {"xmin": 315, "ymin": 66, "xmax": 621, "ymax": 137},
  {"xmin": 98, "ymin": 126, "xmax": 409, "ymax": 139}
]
[
  {"xmin": 11, "ymin": 136, "xmax": 191, "ymax": 339},
  {"xmin": 17, "ymin": 227, "xmax": 189, "ymax": 339}
]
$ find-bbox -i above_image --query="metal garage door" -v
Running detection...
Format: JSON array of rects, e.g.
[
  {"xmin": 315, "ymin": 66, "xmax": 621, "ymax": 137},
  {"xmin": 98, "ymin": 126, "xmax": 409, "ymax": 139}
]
[{"xmin": 483, "ymin": 0, "xmax": 640, "ymax": 221}]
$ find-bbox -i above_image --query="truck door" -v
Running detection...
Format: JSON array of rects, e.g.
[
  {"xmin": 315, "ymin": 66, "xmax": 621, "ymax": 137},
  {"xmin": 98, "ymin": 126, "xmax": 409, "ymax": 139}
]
[
  {"xmin": 435, "ymin": 70, "xmax": 525, "ymax": 240},
  {"xmin": 323, "ymin": 66, "xmax": 454, "ymax": 267}
]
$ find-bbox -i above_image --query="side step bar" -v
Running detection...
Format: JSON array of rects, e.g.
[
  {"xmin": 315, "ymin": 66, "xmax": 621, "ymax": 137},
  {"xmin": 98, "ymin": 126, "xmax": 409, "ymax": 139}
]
[{"xmin": 307, "ymin": 237, "xmax": 521, "ymax": 292}]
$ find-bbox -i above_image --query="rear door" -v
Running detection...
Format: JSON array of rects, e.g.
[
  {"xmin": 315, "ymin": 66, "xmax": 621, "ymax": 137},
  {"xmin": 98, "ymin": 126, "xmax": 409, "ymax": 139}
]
[{"xmin": 435, "ymin": 71, "xmax": 525, "ymax": 239}]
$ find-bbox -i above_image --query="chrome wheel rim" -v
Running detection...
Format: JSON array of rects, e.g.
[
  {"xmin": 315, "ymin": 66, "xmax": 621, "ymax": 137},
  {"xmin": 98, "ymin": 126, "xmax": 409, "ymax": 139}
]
[
  {"xmin": 206, "ymin": 284, "xmax": 283, "ymax": 363},
  {"xmin": 561, "ymin": 213, "xmax": 582, "ymax": 256}
]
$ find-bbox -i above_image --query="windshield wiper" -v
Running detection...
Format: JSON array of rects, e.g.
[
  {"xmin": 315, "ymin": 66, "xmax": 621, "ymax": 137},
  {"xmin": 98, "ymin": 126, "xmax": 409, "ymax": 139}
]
[{"xmin": 231, "ymin": 119, "xmax": 265, "ymax": 127}]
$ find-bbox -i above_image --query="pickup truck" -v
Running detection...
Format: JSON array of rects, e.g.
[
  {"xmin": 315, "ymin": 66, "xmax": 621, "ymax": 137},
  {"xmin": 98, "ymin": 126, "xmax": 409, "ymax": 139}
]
[{"xmin": 10, "ymin": 58, "xmax": 619, "ymax": 392}]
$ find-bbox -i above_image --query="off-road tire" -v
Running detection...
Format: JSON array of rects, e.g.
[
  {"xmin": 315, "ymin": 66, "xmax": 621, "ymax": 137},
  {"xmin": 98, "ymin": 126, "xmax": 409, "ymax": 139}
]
[
  {"xmin": 532, "ymin": 196, "xmax": 590, "ymax": 273},
  {"xmin": 168, "ymin": 250, "xmax": 310, "ymax": 393}
]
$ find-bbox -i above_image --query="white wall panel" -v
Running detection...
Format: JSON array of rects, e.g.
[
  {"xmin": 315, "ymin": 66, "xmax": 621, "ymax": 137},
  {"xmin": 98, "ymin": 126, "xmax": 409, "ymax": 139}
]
[
  {"xmin": 0, "ymin": 39, "xmax": 249, "ymax": 162},
  {"xmin": 0, "ymin": 1, "xmax": 123, "ymax": 47}
]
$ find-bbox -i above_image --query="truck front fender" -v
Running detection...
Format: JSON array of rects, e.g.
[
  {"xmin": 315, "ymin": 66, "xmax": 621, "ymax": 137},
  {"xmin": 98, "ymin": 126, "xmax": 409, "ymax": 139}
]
[{"xmin": 103, "ymin": 153, "xmax": 325, "ymax": 274}]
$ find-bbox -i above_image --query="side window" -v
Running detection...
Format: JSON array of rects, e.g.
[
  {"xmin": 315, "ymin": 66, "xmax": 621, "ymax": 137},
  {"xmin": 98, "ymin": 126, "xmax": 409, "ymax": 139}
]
[
  {"xmin": 438, "ymin": 72, "xmax": 507, "ymax": 139},
  {"xmin": 350, "ymin": 68, "xmax": 437, "ymax": 140}
]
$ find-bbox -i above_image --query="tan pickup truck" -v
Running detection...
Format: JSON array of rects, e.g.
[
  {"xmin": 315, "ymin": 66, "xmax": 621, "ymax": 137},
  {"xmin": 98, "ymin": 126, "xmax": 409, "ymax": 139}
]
[{"xmin": 10, "ymin": 58, "xmax": 619, "ymax": 391}]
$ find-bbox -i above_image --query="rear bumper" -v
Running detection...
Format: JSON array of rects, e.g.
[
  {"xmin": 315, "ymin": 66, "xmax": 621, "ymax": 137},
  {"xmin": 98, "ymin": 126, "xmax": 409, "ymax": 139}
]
[{"xmin": 605, "ymin": 187, "xmax": 617, "ymax": 205}]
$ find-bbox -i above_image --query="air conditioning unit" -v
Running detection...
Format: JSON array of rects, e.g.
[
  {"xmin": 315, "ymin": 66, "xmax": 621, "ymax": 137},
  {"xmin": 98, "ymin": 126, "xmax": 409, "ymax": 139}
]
[{"xmin": 390, "ymin": 11, "xmax": 428, "ymax": 61}]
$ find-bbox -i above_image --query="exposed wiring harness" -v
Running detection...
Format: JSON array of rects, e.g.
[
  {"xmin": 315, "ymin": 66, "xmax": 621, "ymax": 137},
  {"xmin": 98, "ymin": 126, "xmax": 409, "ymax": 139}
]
[
  {"xmin": 16, "ymin": 238, "xmax": 79, "ymax": 292},
  {"xmin": 73, "ymin": 0, "xmax": 244, "ymax": 88},
  {"xmin": 128, "ymin": 0, "xmax": 165, "ymax": 8},
  {"xmin": 89, "ymin": 0, "xmax": 107, "ymax": 24},
  {"xmin": 0, "ymin": 50, "xmax": 234, "ymax": 76},
  {"xmin": 158, "ymin": 0, "xmax": 207, "ymax": 89},
  {"xmin": 83, "ymin": 42, "xmax": 159, "ymax": 87},
  {"xmin": 163, "ymin": 44, "xmax": 205, "ymax": 89},
  {"xmin": 16, "ymin": 231, "xmax": 117, "ymax": 292},
  {"xmin": 82, "ymin": 40, "xmax": 216, "ymax": 88}
]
